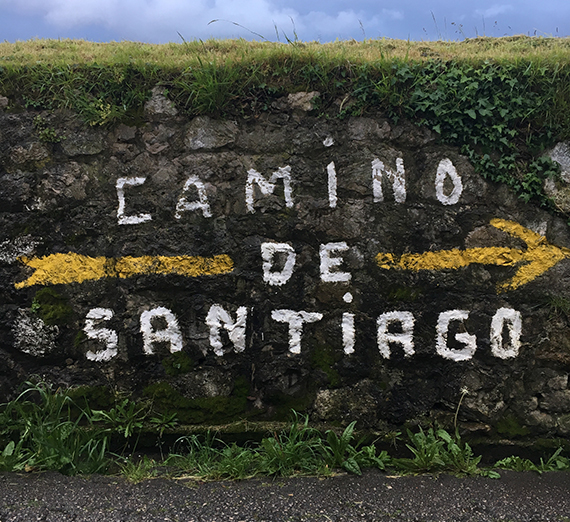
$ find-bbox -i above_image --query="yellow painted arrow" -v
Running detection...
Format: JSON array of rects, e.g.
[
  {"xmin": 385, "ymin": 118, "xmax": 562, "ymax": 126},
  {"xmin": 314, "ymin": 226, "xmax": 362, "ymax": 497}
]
[
  {"xmin": 15, "ymin": 253, "xmax": 234, "ymax": 289},
  {"xmin": 375, "ymin": 219, "xmax": 570, "ymax": 292}
]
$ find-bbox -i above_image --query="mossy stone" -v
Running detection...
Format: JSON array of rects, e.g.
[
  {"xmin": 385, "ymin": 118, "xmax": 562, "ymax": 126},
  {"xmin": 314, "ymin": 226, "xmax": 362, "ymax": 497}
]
[
  {"xmin": 386, "ymin": 286, "xmax": 423, "ymax": 302},
  {"xmin": 162, "ymin": 352, "xmax": 193, "ymax": 376},
  {"xmin": 73, "ymin": 330, "xmax": 87, "ymax": 348},
  {"xmin": 143, "ymin": 378, "xmax": 249, "ymax": 425},
  {"xmin": 32, "ymin": 288, "xmax": 73, "ymax": 326},
  {"xmin": 265, "ymin": 391, "xmax": 315, "ymax": 420},
  {"xmin": 67, "ymin": 385, "xmax": 114, "ymax": 412},
  {"xmin": 495, "ymin": 414, "xmax": 531, "ymax": 438},
  {"xmin": 310, "ymin": 344, "xmax": 341, "ymax": 388}
]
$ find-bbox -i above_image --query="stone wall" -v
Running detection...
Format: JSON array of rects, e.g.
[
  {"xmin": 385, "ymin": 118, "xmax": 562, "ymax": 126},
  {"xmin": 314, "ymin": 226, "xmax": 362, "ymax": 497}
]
[{"xmin": 2, "ymin": 88, "xmax": 570, "ymax": 436}]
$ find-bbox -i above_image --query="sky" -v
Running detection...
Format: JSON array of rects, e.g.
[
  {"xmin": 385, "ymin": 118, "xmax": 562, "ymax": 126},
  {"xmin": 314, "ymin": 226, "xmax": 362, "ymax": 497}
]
[{"xmin": 0, "ymin": 0, "xmax": 568, "ymax": 44}]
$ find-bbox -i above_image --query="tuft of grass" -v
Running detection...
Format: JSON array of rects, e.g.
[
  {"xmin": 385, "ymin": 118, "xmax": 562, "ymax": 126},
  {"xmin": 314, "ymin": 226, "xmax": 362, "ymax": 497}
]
[
  {"xmin": 0, "ymin": 381, "xmax": 109, "ymax": 475},
  {"xmin": 545, "ymin": 295, "xmax": 570, "ymax": 318},
  {"xmin": 166, "ymin": 412, "xmax": 390, "ymax": 479},
  {"xmin": 118, "ymin": 455, "xmax": 158, "ymax": 483},
  {"xmin": 259, "ymin": 412, "xmax": 329, "ymax": 476},
  {"xmin": 167, "ymin": 432, "xmax": 223, "ymax": 478},
  {"xmin": 322, "ymin": 421, "xmax": 391, "ymax": 475}
]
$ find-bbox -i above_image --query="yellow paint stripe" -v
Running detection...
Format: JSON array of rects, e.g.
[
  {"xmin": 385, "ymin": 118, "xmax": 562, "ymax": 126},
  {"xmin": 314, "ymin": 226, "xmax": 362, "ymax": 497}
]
[
  {"xmin": 375, "ymin": 219, "xmax": 570, "ymax": 293},
  {"xmin": 15, "ymin": 253, "xmax": 234, "ymax": 288},
  {"xmin": 490, "ymin": 218, "xmax": 545, "ymax": 248},
  {"xmin": 114, "ymin": 255, "xmax": 234, "ymax": 278},
  {"xmin": 376, "ymin": 246, "xmax": 523, "ymax": 272}
]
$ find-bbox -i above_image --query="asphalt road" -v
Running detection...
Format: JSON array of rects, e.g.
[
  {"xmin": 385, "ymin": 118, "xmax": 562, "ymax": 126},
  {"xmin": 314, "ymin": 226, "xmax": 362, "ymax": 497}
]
[{"xmin": 1, "ymin": 469, "xmax": 570, "ymax": 521}]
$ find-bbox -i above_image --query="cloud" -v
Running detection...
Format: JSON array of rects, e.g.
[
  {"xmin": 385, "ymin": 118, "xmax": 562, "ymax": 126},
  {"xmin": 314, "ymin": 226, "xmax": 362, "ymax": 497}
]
[
  {"xmin": 381, "ymin": 9, "xmax": 403, "ymax": 21},
  {"xmin": 474, "ymin": 4, "xmax": 513, "ymax": 18},
  {"xmin": 0, "ymin": 0, "xmax": 399, "ymax": 42},
  {"xmin": 301, "ymin": 9, "xmax": 386, "ymax": 39}
]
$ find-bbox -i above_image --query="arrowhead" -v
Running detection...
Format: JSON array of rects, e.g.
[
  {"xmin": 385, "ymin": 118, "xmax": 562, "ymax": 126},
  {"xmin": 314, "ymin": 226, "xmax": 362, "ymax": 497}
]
[
  {"xmin": 374, "ymin": 219, "xmax": 570, "ymax": 293},
  {"xmin": 491, "ymin": 219, "xmax": 570, "ymax": 292}
]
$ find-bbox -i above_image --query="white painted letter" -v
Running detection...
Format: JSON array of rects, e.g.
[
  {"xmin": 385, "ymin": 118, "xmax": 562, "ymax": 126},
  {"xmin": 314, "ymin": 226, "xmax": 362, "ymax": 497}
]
[
  {"xmin": 271, "ymin": 310, "xmax": 323, "ymax": 354},
  {"xmin": 372, "ymin": 157, "xmax": 406, "ymax": 203},
  {"xmin": 140, "ymin": 307, "xmax": 183, "ymax": 355},
  {"xmin": 327, "ymin": 161, "xmax": 337, "ymax": 208},
  {"xmin": 261, "ymin": 242, "xmax": 296, "ymax": 286},
  {"xmin": 116, "ymin": 177, "xmax": 152, "ymax": 225},
  {"xmin": 320, "ymin": 242, "xmax": 351, "ymax": 283},
  {"xmin": 175, "ymin": 175, "xmax": 212, "ymax": 219},
  {"xmin": 245, "ymin": 166, "xmax": 293, "ymax": 213},
  {"xmin": 377, "ymin": 311, "xmax": 415, "ymax": 358},
  {"xmin": 342, "ymin": 312, "xmax": 355, "ymax": 355},
  {"xmin": 206, "ymin": 305, "xmax": 248, "ymax": 357},
  {"xmin": 84, "ymin": 308, "xmax": 118, "ymax": 362},
  {"xmin": 435, "ymin": 158, "xmax": 462, "ymax": 205},
  {"xmin": 436, "ymin": 310, "xmax": 477, "ymax": 362},
  {"xmin": 491, "ymin": 307, "xmax": 522, "ymax": 359}
]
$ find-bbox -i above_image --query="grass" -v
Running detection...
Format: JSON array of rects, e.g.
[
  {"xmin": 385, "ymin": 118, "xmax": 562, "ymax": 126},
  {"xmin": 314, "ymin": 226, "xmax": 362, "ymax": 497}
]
[
  {"xmin": 1, "ymin": 36, "xmax": 570, "ymax": 67},
  {"xmin": 0, "ymin": 382, "xmax": 569, "ymax": 481},
  {"xmin": 0, "ymin": 382, "xmax": 109, "ymax": 474}
]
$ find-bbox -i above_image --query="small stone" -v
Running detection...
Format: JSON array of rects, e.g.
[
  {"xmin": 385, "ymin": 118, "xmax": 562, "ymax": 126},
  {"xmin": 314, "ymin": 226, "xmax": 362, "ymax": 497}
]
[
  {"xmin": 548, "ymin": 374, "xmax": 568, "ymax": 390},
  {"xmin": 10, "ymin": 143, "xmax": 50, "ymax": 165},
  {"xmin": 115, "ymin": 124, "xmax": 136, "ymax": 142},
  {"xmin": 12, "ymin": 309, "xmax": 58, "ymax": 358},
  {"xmin": 539, "ymin": 390, "xmax": 570, "ymax": 413},
  {"xmin": 0, "ymin": 236, "xmax": 38, "ymax": 264},
  {"xmin": 349, "ymin": 117, "xmax": 391, "ymax": 141},
  {"xmin": 145, "ymin": 142, "xmax": 169, "ymax": 155},
  {"xmin": 185, "ymin": 116, "xmax": 238, "ymax": 150},
  {"xmin": 61, "ymin": 131, "xmax": 105, "ymax": 157},
  {"xmin": 544, "ymin": 178, "xmax": 570, "ymax": 212},
  {"xmin": 313, "ymin": 380, "xmax": 379, "ymax": 427},
  {"xmin": 525, "ymin": 410, "xmax": 556, "ymax": 429},
  {"xmin": 287, "ymin": 91, "xmax": 320, "ymax": 112},
  {"xmin": 557, "ymin": 414, "xmax": 570, "ymax": 435},
  {"xmin": 548, "ymin": 141, "xmax": 570, "ymax": 182},
  {"xmin": 0, "ymin": 96, "xmax": 8, "ymax": 109},
  {"xmin": 110, "ymin": 142, "xmax": 139, "ymax": 161},
  {"xmin": 544, "ymin": 142, "xmax": 570, "ymax": 212},
  {"xmin": 144, "ymin": 87, "xmax": 178, "ymax": 120}
]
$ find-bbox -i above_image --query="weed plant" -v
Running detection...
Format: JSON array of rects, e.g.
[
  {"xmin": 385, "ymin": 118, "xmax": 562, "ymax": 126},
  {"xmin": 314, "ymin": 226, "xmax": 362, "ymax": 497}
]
[
  {"xmin": 1, "ymin": 382, "xmax": 569, "ymax": 481},
  {"xmin": 495, "ymin": 447, "xmax": 570, "ymax": 473},
  {"xmin": 258, "ymin": 413, "xmax": 327, "ymax": 476},
  {"xmin": 393, "ymin": 427, "xmax": 498, "ymax": 478}
]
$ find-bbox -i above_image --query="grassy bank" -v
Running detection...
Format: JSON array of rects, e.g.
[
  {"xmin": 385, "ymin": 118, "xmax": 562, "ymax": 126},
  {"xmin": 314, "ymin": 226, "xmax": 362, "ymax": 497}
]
[
  {"xmin": 2, "ymin": 36, "xmax": 570, "ymax": 67},
  {"xmin": 1, "ymin": 37, "xmax": 570, "ymax": 212}
]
